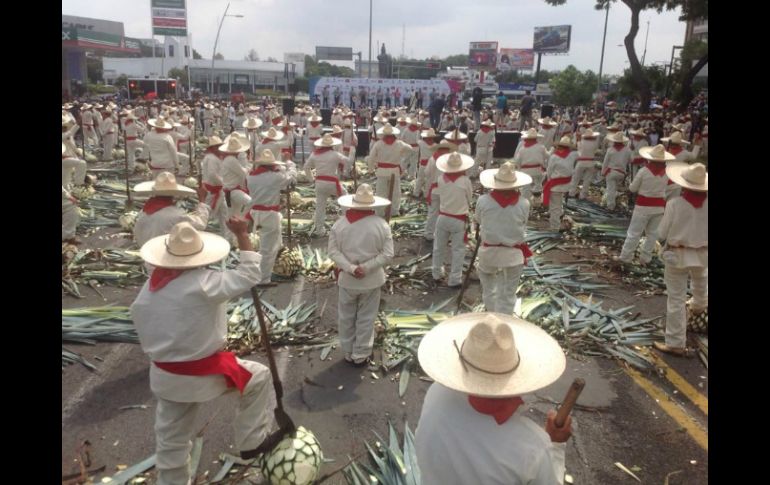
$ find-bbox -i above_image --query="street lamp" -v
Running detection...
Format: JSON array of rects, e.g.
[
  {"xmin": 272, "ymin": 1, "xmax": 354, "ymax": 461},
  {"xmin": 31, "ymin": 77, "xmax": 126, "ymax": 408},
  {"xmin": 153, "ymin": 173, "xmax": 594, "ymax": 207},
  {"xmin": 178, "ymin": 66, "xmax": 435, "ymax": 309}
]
[
  {"xmin": 210, "ymin": 2, "xmax": 244, "ymax": 95},
  {"xmin": 597, "ymin": 1, "xmax": 610, "ymax": 102},
  {"xmin": 665, "ymin": 45, "xmax": 684, "ymax": 98}
]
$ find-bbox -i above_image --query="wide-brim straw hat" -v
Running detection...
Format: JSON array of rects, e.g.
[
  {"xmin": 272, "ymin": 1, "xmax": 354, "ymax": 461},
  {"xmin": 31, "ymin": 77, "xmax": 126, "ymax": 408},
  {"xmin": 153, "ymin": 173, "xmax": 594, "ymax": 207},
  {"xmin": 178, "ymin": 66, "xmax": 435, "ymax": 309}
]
[
  {"xmin": 580, "ymin": 129, "xmax": 600, "ymax": 138},
  {"xmin": 421, "ymin": 128, "xmax": 438, "ymax": 139},
  {"xmin": 606, "ymin": 132, "xmax": 629, "ymax": 144},
  {"xmin": 537, "ymin": 117, "xmax": 558, "ymax": 126},
  {"xmin": 338, "ymin": 183, "xmax": 391, "ymax": 209},
  {"xmin": 480, "ymin": 119, "xmax": 496, "ymax": 128},
  {"xmin": 148, "ymin": 117, "xmax": 175, "ymax": 129},
  {"xmin": 661, "ymin": 132, "xmax": 691, "ymax": 145},
  {"xmin": 480, "ymin": 163, "xmax": 532, "ymax": 190},
  {"xmin": 254, "ymin": 149, "xmax": 285, "ymax": 166},
  {"xmin": 666, "ymin": 162, "xmax": 708, "ymax": 192},
  {"xmin": 418, "ymin": 312, "xmax": 566, "ymax": 398},
  {"xmin": 134, "ymin": 172, "xmax": 196, "ymax": 197},
  {"xmin": 639, "ymin": 144, "xmax": 676, "ymax": 162},
  {"xmin": 373, "ymin": 113, "xmax": 389, "ymax": 123},
  {"xmin": 218, "ymin": 136, "xmax": 250, "ymax": 154},
  {"xmin": 427, "ymin": 139, "xmax": 455, "ymax": 151},
  {"xmin": 308, "ymin": 114, "xmax": 322, "ymax": 122},
  {"xmin": 314, "ymin": 134, "xmax": 342, "ymax": 147},
  {"xmin": 519, "ymin": 128, "xmax": 544, "ymax": 140},
  {"xmin": 444, "ymin": 130, "xmax": 468, "ymax": 142},
  {"xmin": 243, "ymin": 118, "xmax": 263, "ymax": 129},
  {"xmin": 437, "ymin": 152, "xmax": 474, "ymax": 173},
  {"xmin": 260, "ymin": 127, "xmax": 285, "ymax": 141},
  {"xmin": 377, "ymin": 123, "xmax": 400, "ymax": 136},
  {"xmin": 205, "ymin": 136, "xmax": 224, "ymax": 148},
  {"xmin": 555, "ymin": 136, "xmax": 576, "ymax": 149},
  {"xmin": 140, "ymin": 222, "xmax": 230, "ymax": 269}
]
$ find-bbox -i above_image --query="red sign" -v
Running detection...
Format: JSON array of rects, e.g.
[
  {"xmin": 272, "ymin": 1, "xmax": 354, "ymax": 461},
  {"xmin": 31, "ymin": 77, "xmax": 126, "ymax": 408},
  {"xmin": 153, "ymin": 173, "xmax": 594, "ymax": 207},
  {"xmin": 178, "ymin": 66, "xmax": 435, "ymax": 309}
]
[{"xmin": 152, "ymin": 17, "xmax": 186, "ymax": 27}]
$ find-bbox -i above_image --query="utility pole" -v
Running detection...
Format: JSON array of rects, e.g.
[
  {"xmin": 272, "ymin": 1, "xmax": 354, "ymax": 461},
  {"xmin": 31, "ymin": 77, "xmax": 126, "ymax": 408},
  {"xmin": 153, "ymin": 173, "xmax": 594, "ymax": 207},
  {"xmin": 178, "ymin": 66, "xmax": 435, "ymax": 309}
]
[
  {"xmin": 597, "ymin": 1, "xmax": 610, "ymax": 101},
  {"xmin": 641, "ymin": 20, "xmax": 650, "ymax": 67},
  {"xmin": 368, "ymin": 0, "xmax": 373, "ymax": 78}
]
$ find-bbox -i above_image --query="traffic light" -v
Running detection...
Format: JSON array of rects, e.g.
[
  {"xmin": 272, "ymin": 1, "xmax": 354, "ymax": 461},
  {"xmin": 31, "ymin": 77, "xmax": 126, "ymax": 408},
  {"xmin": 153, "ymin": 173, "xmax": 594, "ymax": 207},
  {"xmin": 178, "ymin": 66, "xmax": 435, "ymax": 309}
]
[
  {"xmin": 129, "ymin": 81, "xmax": 136, "ymax": 89},
  {"xmin": 170, "ymin": 81, "xmax": 176, "ymax": 89}
]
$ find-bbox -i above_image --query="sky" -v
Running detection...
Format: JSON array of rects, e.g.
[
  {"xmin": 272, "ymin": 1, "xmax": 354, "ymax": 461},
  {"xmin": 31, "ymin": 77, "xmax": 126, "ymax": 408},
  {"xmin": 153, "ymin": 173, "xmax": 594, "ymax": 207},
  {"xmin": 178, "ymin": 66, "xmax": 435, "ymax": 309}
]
[{"xmin": 62, "ymin": 0, "xmax": 687, "ymax": 76}]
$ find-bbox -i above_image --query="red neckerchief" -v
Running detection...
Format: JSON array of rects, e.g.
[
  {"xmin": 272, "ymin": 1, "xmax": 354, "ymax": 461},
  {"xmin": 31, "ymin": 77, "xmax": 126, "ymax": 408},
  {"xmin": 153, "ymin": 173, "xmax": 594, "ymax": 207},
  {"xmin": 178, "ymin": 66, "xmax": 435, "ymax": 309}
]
[
  {"xmin": 125, "ymin": 120, "xmax": 134, "ymax": 125},
  {"xmin": 433, "ymin": 149, "xmax": 449, "ymax": 160},
  {"xmin": 250, "ymin": 165, "xmax": 278, "ymax": 175},
  {"xmin": 681, "ymin": 189, "xmax": 707, "ymax": 208},
  {"xmin": 313, "ymin": 147, "xmax": 333, "ymax": 155},
  {"xmin": 271, "ymin": 117, "xmax": 282, "ymax": 124},
  {"xmin": 540, "ymin": 125, "xmax": 553, "ymax": 130},
  {"xmin": 149, "ymin": 268, "xmax": 185, "ymax": 292},
  {"xmin": 399, "ymin": 122, "xmax": 407, "ymax": 127},
  {"xmin": 613, "ymin": 143, "xmax": 626, "ymax": 151},
  {"xmin": 383, "ymin": 135, "xmax": 396, "ymax": 145},
  {"xmin": 490, "ymin": 190, "xmax": 520, "ymax": 208},
  {"xmin": 554, "ymin": 147, "xmax": 571, "ymax": 158},
  {"xmin": 142, "ymin": 196, "xmax": 175, "ymax": 214},
  {"xmin": 480, "ymin": 126, "xmax": 493, "ymax": 133},
  {"xmin": 345, "ymin": 209, "xmax": 376, "ymax": 224},
  {"xmin": 408, "ymin": 125, "xmax": 419, "ymax": 131},
  {"xmin": 310, "ymin": 121, "xmax": 320, "ymax": 127},
  {"xmin": 261, "ymin": 138, "xmax": 274, "ymax": 144},
  {"xmin": 443, "ymin": 172, "xmax": 465, "ymax": 183},
  {"xmin": 646, "ymin": 161, "xmax": 666, "ymax": 176},
  {"xmin": 668, "ymin": 145, "xmax": 684, "ymax": 155},
  {"xmin": 424, "ymin": 140, "xmax": 435, "ymax": 146},
  {"xmin": 523, "ymin": 139, "xmax": 537, "ymax": 148},
  {"xmin": 468, "ymin": 395, "xmax": 524, "ymax": 425}
]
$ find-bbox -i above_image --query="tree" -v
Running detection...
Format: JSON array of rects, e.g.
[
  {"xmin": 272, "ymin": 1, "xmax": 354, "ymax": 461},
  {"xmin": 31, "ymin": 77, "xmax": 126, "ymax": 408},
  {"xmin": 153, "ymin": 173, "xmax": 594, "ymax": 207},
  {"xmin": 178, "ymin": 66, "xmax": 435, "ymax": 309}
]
[
  {"xmin": 214, "ymin": 52, "xmax": 224, "ymax": 60},
  {"xmin": 193, "ymin": 49, "xmax": 203, "ymax": 60},
  {"xmin": 545, "ymin": 0, "xmax": 707, "ymax": 113},
  {"xmin": 244, "ymin": 49, "xmax": 259, "ymax": 61},
  {"xmin": 266, "ymin": 56, "xmax": 278, "ymax": 62},
  {"xmin": 114, "ymin": 74, "xmax": 128, "ymax": 88},
  {"xmin": 549, "ymin": 65, "xmax": 598, "ymax": 106},
  {"xmin": 86, "ymin": 56, "xmax": 103, "ymax": 84},
  {"xmin": 168, "ymin": 68, "xmax": 189, "ymax": 87},
  {"xmin": 616, "ymin": 65, "xmax": 667, "ymax": 99},
  {"xmin": 674, "ymin": 39, "xmax": 708, "ymax": 112},
  {"xmin": 443, "ymin": 54, "xmax": 469, "ymax": 67}
]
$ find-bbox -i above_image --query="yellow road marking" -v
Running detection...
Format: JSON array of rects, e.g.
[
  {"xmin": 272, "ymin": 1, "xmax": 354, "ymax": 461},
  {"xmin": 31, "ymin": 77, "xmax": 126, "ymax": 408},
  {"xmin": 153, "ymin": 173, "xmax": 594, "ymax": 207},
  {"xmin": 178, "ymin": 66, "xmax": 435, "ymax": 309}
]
[
  {"xmin": 650, "ymin": 354, "xmax": 708, "ymax": 415},
  {"xmin": 625, "ymin": 367, "xmax": 708, "ymax": 451}
]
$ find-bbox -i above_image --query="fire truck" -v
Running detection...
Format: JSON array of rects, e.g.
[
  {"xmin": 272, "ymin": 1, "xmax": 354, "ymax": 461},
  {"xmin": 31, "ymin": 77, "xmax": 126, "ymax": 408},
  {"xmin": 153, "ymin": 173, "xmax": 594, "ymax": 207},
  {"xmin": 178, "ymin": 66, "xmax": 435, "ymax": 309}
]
[{"xmin": 127, "ymin": 78, "xmax": 181, "ymax": 102}]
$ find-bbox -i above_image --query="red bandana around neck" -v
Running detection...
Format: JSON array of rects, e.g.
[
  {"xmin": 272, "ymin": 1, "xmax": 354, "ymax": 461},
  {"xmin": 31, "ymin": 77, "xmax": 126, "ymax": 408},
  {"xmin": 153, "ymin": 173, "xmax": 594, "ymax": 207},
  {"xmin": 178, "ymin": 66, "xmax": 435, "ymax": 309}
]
[
  {"xmin": 523, "ymin": 139, "xmax": 538, "ymax": 148},
  {"xmin": 646, "ymin": 161, "xmax": 666, "ymax": 176},
  {"xmin": 425, "ymin": 140, "xmax": 435, "ymax": 146},
  {"xmin": 554, "ymin": 147, "xmax": 571, "ymax": 158},
  {"xmin": 613, "ymin": 143, "xmax": 626, "ymax": 151},
  {"xmin": 468, "ymin": 395, "xmax": 525, "ymax": 425},
  {"xmin": 142, "ymin": 197, "xmax": 175, "ymax": 215},
  {"xmin": 480, "ymin": 126, "xmax": 493, "ymax": 133},
  {"xmin": 443, "ymin": 172, "xmax": 465, "ymax": 183},
  {"xmin": 408, "ymin": 125, "xmax": 419, "ymax": 131},
  {"xmin": 313, "ymin": 147, "xmax": 333, "ymax": 155},
  {"xmin": 345, "ymin": 209, "xmax": 376, "ymax": 224},
  {"xmin": 310, "ymin": 121, "xmax": 320, "ymax": 127},
  {"xmin": 149, "ymin": 268, "xmax": 186, "ymax": 292},
  {"xmin": 250, "ymin": 165, "xmax": 278, "ymax": 176},
  {"xmin": 681, "ymin": 189, "xmax": 707, "ymax": 208},
  {"xmin": 433, "ymin": 149, "xmax": 449, "ymax": 160},
  {"xmin": 490, "ymin": 190, "xmax": 520, "ymax": 208},
  {"xmin": 668, "ymin": 145, "xmax": 684, "ymax": 155},
  {"xmin": 383, "ymin": 135, "xmax": 396, "ymax": 145}
]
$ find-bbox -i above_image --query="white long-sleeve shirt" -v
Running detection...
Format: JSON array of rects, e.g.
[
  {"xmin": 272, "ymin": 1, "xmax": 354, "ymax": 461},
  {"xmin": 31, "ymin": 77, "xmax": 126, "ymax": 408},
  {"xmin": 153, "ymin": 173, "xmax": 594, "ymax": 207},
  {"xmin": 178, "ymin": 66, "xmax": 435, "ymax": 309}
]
[
  {"xmin": 546, "ymin": 151, "xmax": 577, "ymax": 193},
  {"xmin": 307, "ymin": 123, "xmax": 324, "ymax": 139},
  {"xmin": 436, "ymin": 174, "xmax": 473, "ymax": 215},
  {"xmin": 602, "ymin": 146, "xmax": 632, "ymax": 175},
  {"xmin": 259, "ymin": 139, "xmax": 287, "ymax": 160},
  {"xmin": 143, "ymin": 130, "xmax": 179, "ymax": 170},
  {"xmin": 475, "ymin": 129, "xmax": 495, "ymax": 152},
  {"xmin": 202, "ymin": 153, "xmax": 224, "ymax": 186},
  {"xmin": 130, "ymin": 251, "xmax": 261, "ymax": 402},
  {"xmin": 576, "ymin": 138, "xmax": 599, "ymax": 165},
  {"xmin": 99, "ymin": 117, "xmax": 115, "ymax": 136},
  {"xmin": 62, "ymin": 157, "xmax": 87, "ymax": 189},
  {"xmin": 539, "ymin": 126, "xmax": 557, "ymax": 149},
  {"xmin": 328, "ymin": 214, "xmax": 394, "ymax": 290},
  {"xmin": 62, "ymin": 124, "xmax": 80, "ymax": 157},
  {"xmin": 416, "ymin": 383, "xmax": 567, "ymax": 485},
  {"xmin": 367, "ymin": 139, "xmax": 413, "ymax": 178},
  {"xmin": 474, "ymin": 193, "xmax": 530, "ymax": 267},
  {"xmin": 247, "ymin": 162, "xmax": 297, "ymax": 207},
  {"xmin": 628, "ymin": 164, "xmax": 669, "ymax": 215},
  {"xmin": 658, "ymin": 195, "xmax": 708, "ymax": 268},
  {"xmin": 514, "ymin": 143, "xmax": 549, "ymax": 171},
  {"xmin": 133, "ymin": 203, "xmax": 210, "ymax": 247},
  {"xmin": 401, "ymin": 126, "xmax": 421, "ymax": 147},
  {"xmin": 221, "ymin": 155, "xmax": 248, "ymax": 190},
  {"xmin": 305, "ymin": 149, "xmax": 348, "ymax": 180}
]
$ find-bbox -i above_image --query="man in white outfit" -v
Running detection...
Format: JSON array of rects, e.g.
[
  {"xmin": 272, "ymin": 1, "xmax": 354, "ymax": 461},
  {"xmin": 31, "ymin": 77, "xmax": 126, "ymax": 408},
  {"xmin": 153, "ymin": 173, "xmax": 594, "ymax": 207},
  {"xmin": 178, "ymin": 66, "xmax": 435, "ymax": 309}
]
[
  {"xmin": 328, "ymin": 184, "xmax": 394, "ymax": 366},
  {"xmin": 414, "ymin": 128, "xmax": 438, "ymax": 198},
  {"xmin": 601, "ymin": 131, "xmax": 632, "ymax": 211},
  {"xmin": 219, "ymin": 137, "xmax": 253, "ymax": 220},
  {"xmin": 62, "ymin": 143, "xmax": 88, "ymax": 243},
  {"xmin": 367, "ymin": 123, "xmax": 413, "ymax": 217},
  {"xmin": 144, "ymin": 116, "xmax": 190, "ymax": 177},
  {"xmin": 131, "ymin": 220, "xmax": 291, "ymax": 485},
  {"xmin": 473, "ymin": 119, "xmax": 496, "ymax": 176},
  {"xmin": 123, "ymin": 111, "xmax": 145, "ymax": 171},
  {"xmin": 415, "ymin": 313, "xmax": 572, "ymax": 485},
  {"xmin": 246, "ymin": 150, "xmax": 297, "ymax": 284},
  {"xmin": 80, "ymin": 104, "xmax": 98, "ymax": 145},
  {"xmin": 400, "ymin": 118, "xmax": 421, "ymax": 179},
  {"xmin": 543, "ymin": 136, "xmax": 577, "ymax": 231},
  {"xmin": 259, "ymin": 127, "xmax": 287, "ymax": 160},
  {"xmin": 99, "ymin": 108, "xmax": 117, "ymax": 161},
  {"xmin": 537, "ymin": 116, "xmax": 558, "ymax": 150},
  {"xmin": 201, "ymin": 137, "xmax": 229, "ymax": 238},
  {"xmin": 423, "ymin": 140, "xmax": 453, "ymax": 241},
  {"xmin": 304, "ymin": 134, "xmax": 349, "ymax": 237},
  {"xmin": 569, "ymin": 128, "xmax": 600, "ymax": 200},
  {"xmin": 661, "ymin": 131, "xmax": 701, "ymax": 201},
  {"xmin": 513, "ymin": 128, "xmax": 549, "ymax": 201},
  {"xmin": 243, "ymin": 118, "xmax": 264, "ymax": 161}
]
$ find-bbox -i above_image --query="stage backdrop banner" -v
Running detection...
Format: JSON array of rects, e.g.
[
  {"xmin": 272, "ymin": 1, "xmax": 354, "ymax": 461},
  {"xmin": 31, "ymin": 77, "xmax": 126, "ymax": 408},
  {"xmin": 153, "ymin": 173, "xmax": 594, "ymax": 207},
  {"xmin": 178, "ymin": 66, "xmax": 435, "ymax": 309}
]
[{"xmin": 308, "ymin": 77, "xmax": 452, "ymax": 103}]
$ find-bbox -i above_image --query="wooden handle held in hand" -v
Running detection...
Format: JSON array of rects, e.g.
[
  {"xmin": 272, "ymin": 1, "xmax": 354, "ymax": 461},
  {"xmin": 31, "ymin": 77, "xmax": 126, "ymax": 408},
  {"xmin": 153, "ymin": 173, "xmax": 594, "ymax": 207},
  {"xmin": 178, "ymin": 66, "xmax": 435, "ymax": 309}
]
[{"xmin": 555, "ymin": 378, "xmax": 585, "ymax": 428}]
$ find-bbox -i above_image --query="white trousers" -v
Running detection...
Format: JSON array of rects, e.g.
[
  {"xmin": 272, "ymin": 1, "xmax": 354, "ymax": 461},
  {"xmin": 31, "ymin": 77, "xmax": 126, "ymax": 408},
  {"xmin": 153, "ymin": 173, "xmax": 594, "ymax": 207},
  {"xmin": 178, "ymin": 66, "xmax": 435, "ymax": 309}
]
[
  {"xmin": 203, "ymin": 119, "xmax": 212, "ymax": 137},
  {"xmin": 475, "ymin": 148, "xmax": 493, "ymax": 175},
  {"xmin": 83, "ymin": 125, "xmax": 98, "ymax": 145},
  {"xmin": 520, "ymin": 168, "xmax": 544, "ymax": 199},
  {"xmin": 62, "ymin": 199, "xmax": 79, "ymax": 240},
  {"xmin": 664, "ymin": 265, "xmax": 708, "ymax": 348},
  {"xmin": 604, "ymin": 171, "xmax": 626, "ymax": 210},
  {"xmin": 477, "ymin": 264, "xmax": 524, "ymax": 315},
  {"xmin": 206, "ymin": 190, "xmax": 231, "ymax": 241},
  {"xmin": 432, "ymin": 215, "xmax": 466, "ymax": 286},
  {"xmin": 249, "ymin": 209, "xmax": 282, "ymax": 284},
  {"xmin": 154, "ymin": 360, "xmax": 271, "ymax": 485},
  {"xmin": 102, "ymin": 133, "xmax": 116, "ymax": 160},
  {"xmin": 375, "ymin": 174, "xmax": 402, "ymax": 217},
  {"xmin": 413, "ymin": 163, "xmax": 428, "ymax": 197},
  {"xmin": 403, "ymin": 148, "xmax": 419, "ymax": 179},
  {"xmin": 549, "ymin": 191, "xmax": 565, "ymax": 230},
  {"xmin": 314, "ymin": 181, "xmax": 339, "ymax": 236},
  {"xmin": 424, "ymin": 193, "xmax": 440, "ymax": 239},
  {"xmin": 127, "ymin": 139, "xmax": 145, "ymax": 170},
  {"xmin": 569, "ymin": 163, "xmax": 595, "ymax": 199},
  {"xmin": 619, "ymin": 210, "xmax": 662, "ymax": 263},
  {"xmin": 337, "ymin": 286, "xmax": 381, "ymax": 361}
]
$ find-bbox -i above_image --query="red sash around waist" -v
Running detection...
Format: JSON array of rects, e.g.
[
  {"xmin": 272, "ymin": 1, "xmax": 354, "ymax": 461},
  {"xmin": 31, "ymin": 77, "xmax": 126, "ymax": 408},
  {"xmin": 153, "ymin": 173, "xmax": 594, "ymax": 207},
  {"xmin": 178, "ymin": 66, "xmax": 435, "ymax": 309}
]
[
  {"xmin": 251, "ymin": 204, "xmax": 280, "ymax": 212},
  {"xmin": 520, "ymin": 163, "xmax": 545, "ymax": 172},
  {"xmin": 439, "ymin": 211, "xmax": 467, "ymax": 222},
  {"xmin": 542, "ymin": 177, "xmax": 572, "ymax": 207},
  {"xmin": 602, "ymin": 167, "xmax": 626, "ymax": 177},
  {"xmin": 316, "ymin": 175, "xmax": 343, "ymax": 196},
  {"xmin": 377, "ymin": 162, "xmax": 402, "ymax": 174},
  {"xmin": 420, "ymin": 159, "xmax": 429, "ymax": 166},
  {"xmin": 577, "ymin": 157, "xmax": 594, "ymax": 161},
  {"xmin": 635, "ymin": 195, "xmax": 666, "ymax": 207},
  {"xmin": 203, "ymin": 183, "xmax": 222, "ymax": 210},
  {"xmin": 126, "ymin": 136, "xmax": 137, "ymax": 141},
  {"xmin": 482, "ymin": 242, "xmax": 533, "ymax": 264},
  {"xmin": 154, "ymin": 351, "xmax": 253, "ymax": 394}
]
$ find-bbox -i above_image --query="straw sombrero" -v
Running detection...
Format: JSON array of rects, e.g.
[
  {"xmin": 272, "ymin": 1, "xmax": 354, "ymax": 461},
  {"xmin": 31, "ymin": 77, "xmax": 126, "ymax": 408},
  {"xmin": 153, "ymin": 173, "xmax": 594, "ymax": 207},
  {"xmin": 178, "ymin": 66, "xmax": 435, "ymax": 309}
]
[
  {"xmin": 133, "ymin": 172, "xmax": 196, "ymax": 197},
  {"xmin": 140, "ymin": 222, "xmax": 231, "ymax": 270},
  {"xmin": 580, "ymin": 128, "xmax": 600, "ymax": 138},
  {"xmin": 519, "ymin": 128, "xmax": 544, "ymax": 140},
  {"xmin": 308, "ymin": 114, "xmax": 322, "ymax": 122},
  {"xmin": 421, "ymin": 128, "xmax": 438, "ymax": 139},
  {"xmin": 337, "ymin": 183, "xmax": 391, "ymax": 209},
  {"xmin": 638, "ymin": 144, "xmax": 676, "ymax": 162},
  {"xmin": 606, "ymin": 131, "xmax": 629, "ymax": 144},
  {"xmin": 418, "ymin": 313, "xmax": 566, "ymax": 397},
  {"xmin": 373, "ymin": 113, "xmax": 389, "ymax": 123},
  {"xmin": 555, "ymin": 136, "xmax": 576, "ymax": 149},
  {"xmin": 376, "ymin": 123, "xmax": 400, "ymax": 136},
  {"xmin": 205, "ymin": 136, "xmax": 223, "ymax": 148},
  {"xmin": 218, "ymin": 136, "xmax": 250, "ymax": 154},
  {"xmin": 243, "ymin": 118, "xmax": 263, "ymax": 130},
  {"xmin": 661, "ymin": 131, "xmax": 690, "ymax": 145},
  {"xmin": 260, "ymin": 127, "xmax": 285, "ymax": 141},
  {"xmin": 480, "ymin": 119, "xmax": 496, "ymax": 128},
  {"xmin": 436, "ymin": 152, "xmax": 474, "ymax": 173},
  {"xmin": 314, "ymin": 133, "xmax": 342, "ymax": 147},
  {"xmin": 427, "ymin": 139, "xmax": 455, "ymax": 152},
  {"xmin": 254, "ymin": 149, "xmax": 285, "ymax": 166},
  {"xmin": 666, "ymin": 162, "xmax": 708, "ymax": 191},
  {"xmin": 148, "ymin": 116, "xmax": 175, "ymax": 130},
  {"xmin": 537, "ymin": 117, "xmax": 558, "ymax": 127},
  {"xmin": 444, "ymin": 129, "xmax": 468, "ymax": 142},
  {"xmin": 480, "ymin": 162, "xmax": 532, "ymax": 190}
]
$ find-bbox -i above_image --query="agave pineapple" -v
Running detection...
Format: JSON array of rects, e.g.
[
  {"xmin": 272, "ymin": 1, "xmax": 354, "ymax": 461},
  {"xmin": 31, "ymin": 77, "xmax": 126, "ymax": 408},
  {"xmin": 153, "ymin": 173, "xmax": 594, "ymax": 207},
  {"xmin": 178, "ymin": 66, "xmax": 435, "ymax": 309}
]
[
  {"xmin": 119, "ymin": 211, "xmax": 138, "ymax": 231},
  {"xmin": 183, "ymin": 177, "xmax": 199, "ymax": 189},
  {"xmin": 260, "ymin": 426, "xmax": 322, "ymax": 485},
  {"xmin": 272, "ymin": 247, "xmax": 304, "ymax": 278},
  {"xmin": 70, "ymin": 185, "xmax": 96, "ymax": 200}
]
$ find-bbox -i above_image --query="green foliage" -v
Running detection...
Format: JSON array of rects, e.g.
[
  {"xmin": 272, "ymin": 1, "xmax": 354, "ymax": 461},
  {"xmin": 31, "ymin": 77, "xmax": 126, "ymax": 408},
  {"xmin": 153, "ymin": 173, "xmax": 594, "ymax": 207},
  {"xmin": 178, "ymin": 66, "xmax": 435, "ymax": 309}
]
[
  {"xmin": 495, "ymin": 70, "xmax": 553, "ymax": 84},
  {"xmin": 616, "ymin": 66, "xmax": 667, "ymax": 98},
  {"xmin": 443, "ymin": 54, "xmax": 469, "ymax": 66},
  {"xmin": 305, "ymin": 55, "xmax": 356, "ymax": 78},
  {"xmin": 549, "ymin": 65, "xmax": 598, "ymax": 106},
  {"xmin": 193, "ymin": 49, "xmax": 203, "ymax": 60},
  {"xmin": 168, "ymin": 68, "xmax": 188, "ymax": 87},
  {"xmin": 244, "ymin": 49, "xmax": 259, "ymax": 61},
  {"xmin": 113, "ymin": 74, "xmax": 128, "ymax": 88},
  {"xmin": 214, "ymin": 52, "xmax": 224, "ymax": 60},
  {"xmin": 86, "ymin": 57, "xmax": 103, "ymax": 84}
]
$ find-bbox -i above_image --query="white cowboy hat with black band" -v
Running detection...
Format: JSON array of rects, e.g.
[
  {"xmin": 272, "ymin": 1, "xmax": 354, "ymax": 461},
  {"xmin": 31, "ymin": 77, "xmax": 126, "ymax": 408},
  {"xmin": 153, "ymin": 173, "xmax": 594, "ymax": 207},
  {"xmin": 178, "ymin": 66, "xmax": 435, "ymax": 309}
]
[
  {"xmin": 140, "ymin": 222, "xmax": 231, "ymax": 269},
  {"xmin": 436, "ymin": 152, "xmax": 474, "ymax": 173},
  {"xmin": 337, "ymin": 183, "xmax": 391, "ymax": 209},
  {"xmin": 418, "ymin": 312, "xmax": 566, "ymax": 397},
  {"xmin": 134, "ymin": 172, "xmax": 196, "ymax": 198},
  {"xmin": 480, "ymin": 162, "xmax": 533, "ymax": 190},
  {"xmin": 314, "ymin": 133, "xmax": 342, "ymax": 147},
  {"xmin": 639, "ymin": 144, "xmax": 676, "ymax": 162},
  {"xmin": 666, "ymin": 162, "xmax": 708, "ymax": 192}
]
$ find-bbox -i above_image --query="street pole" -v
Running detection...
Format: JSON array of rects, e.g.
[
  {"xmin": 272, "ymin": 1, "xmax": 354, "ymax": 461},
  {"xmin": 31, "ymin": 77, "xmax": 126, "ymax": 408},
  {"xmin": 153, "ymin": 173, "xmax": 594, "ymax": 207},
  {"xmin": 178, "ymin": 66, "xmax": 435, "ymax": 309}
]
[
  {"xmin": 211, "ymin": 2, "xmax": 231, "ymax": 95},
  {"xmin": 641, "ymin": 21, "xmax": 650, "ymax": 67},
  {"xmin": 597, "ymin": 1, "xmax": 610, "ymax": 102},
  {"xmin": 368, "ymin": 0, "xmax": 373, "ymax": 78}
]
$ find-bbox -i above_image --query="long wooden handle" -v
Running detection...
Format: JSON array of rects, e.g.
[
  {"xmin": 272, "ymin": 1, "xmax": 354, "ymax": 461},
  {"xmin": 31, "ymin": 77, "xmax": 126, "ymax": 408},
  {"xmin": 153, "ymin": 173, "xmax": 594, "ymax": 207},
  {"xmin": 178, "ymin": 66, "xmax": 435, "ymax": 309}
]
[
  {"xmin": 250, "ymin": 287, "xmax": 285, "ymax": 408},
  {"xmin": 555, "ymin": 378, "xmax": 585, "ymax": 427},
  {"xmin": 455, "ymin": 229, "xmax": 481, "ymax": 314},
  {"xmin": 384, "ymin": 173, "xmax": 396, "ymax": 222},
  {"xmin": 286, "ymin": 188, "xmax": 293, "ymax": 248}
]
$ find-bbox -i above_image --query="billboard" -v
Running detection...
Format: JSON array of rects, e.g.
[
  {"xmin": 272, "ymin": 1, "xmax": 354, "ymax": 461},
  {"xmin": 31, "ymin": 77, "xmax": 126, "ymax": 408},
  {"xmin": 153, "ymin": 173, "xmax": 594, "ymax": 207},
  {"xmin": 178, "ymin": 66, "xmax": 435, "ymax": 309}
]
[
  {"xmin": 152, "ymin": 0, "xmax": 187, "ymax": 37},
  {"xmin": 533, "ymin": 25, "xmax": 571, "ymax": 53},
  {"xmin": 316, "ymin": 46, "xmax": 353, "ymax": 61},
  {"xmin": 497, "ymin": 48, "xmax": 535, "ymax": 71},
  {"xmin": 62, "ymin": 15, "xmax": 124, "ymax": 37},
  {"xmin": 468, "ymin": 41, "xmax": 498, "ymax": 70}
]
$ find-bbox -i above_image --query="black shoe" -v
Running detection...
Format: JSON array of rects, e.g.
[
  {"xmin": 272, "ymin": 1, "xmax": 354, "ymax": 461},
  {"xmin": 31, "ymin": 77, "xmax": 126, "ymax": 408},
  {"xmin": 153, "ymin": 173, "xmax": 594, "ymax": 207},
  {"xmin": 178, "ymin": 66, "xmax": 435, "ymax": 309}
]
[{"xmin": 240, "ymin": 427, "xmax": 290, "ymax": 460}]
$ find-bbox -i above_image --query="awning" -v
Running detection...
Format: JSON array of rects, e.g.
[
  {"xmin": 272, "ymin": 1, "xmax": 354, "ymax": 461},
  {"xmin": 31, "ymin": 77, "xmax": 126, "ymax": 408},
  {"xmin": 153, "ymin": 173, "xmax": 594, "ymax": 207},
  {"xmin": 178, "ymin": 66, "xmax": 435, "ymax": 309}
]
[{"xmin": 62, "ymin": 28, "xmax": 141, "ymax": 54}]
